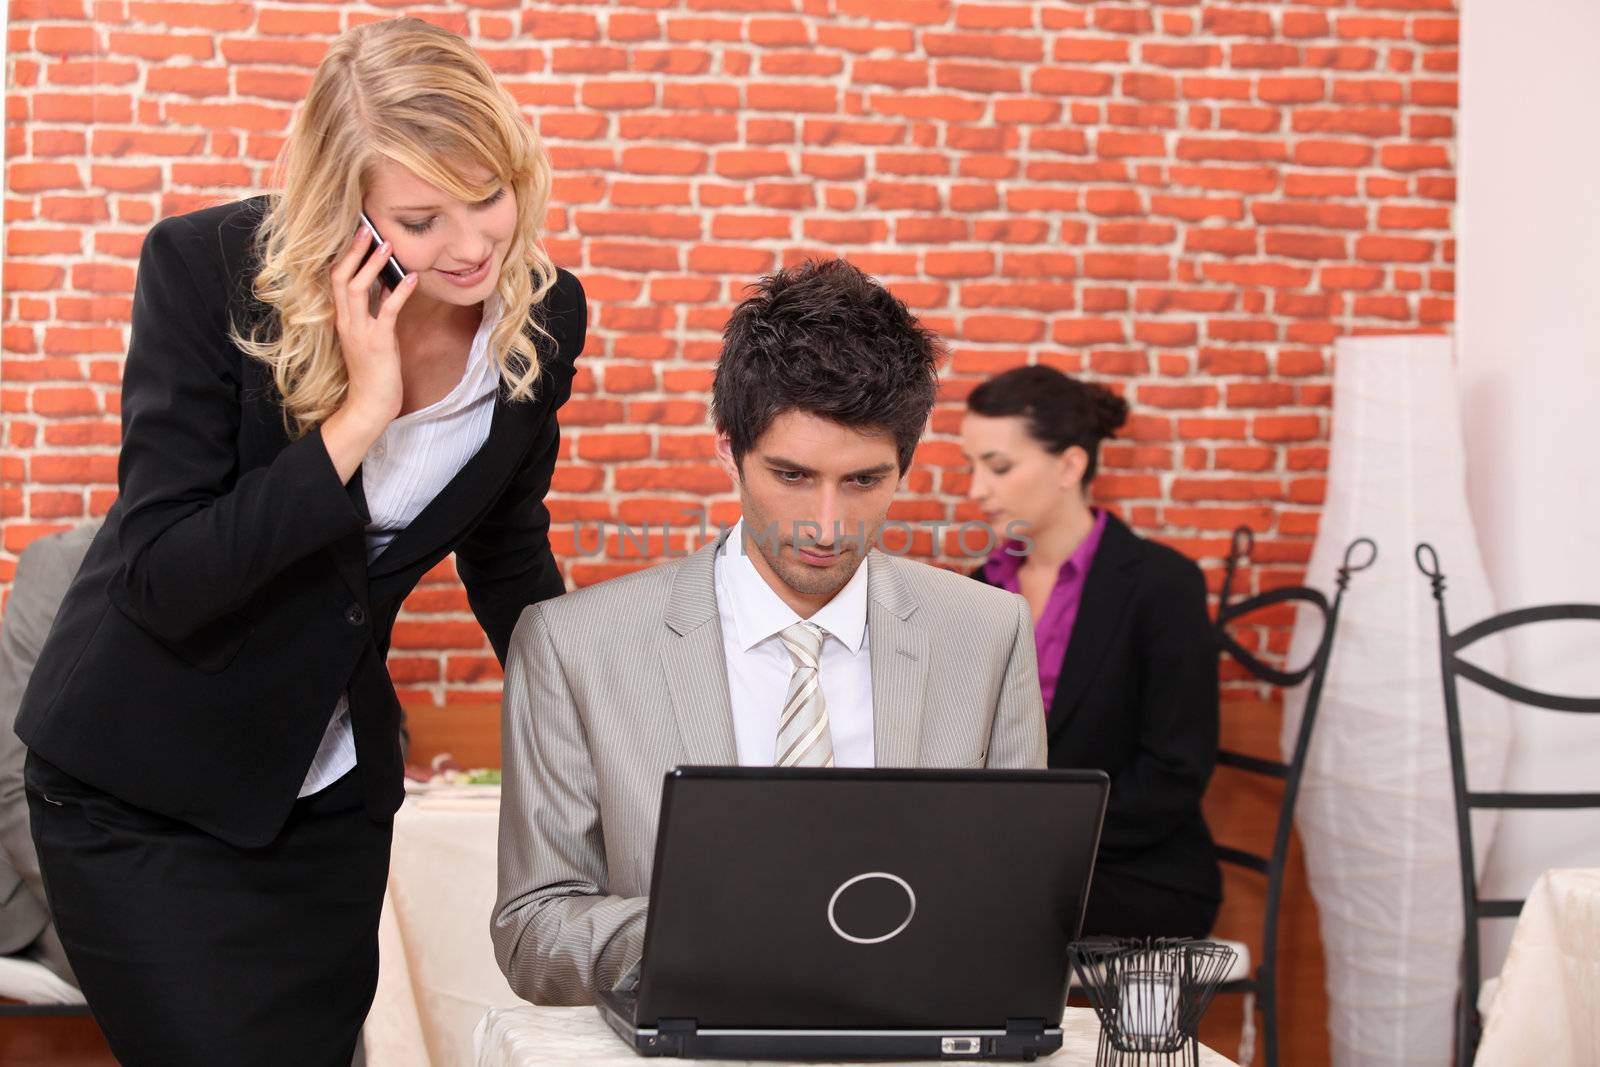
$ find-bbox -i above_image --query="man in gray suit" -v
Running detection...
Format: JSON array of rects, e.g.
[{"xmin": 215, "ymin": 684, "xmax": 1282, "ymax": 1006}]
[
  {"xmin": 1, "ymin": 520, "xmax": 99, "ymax": 986},
  {"xmin": 493, "ymin": 260, "xmax": 1047, "ymax": 1005}
]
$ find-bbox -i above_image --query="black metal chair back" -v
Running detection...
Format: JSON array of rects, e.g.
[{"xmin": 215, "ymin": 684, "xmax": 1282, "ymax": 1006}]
[
  {"xmin": 1212, "ymin": 527, "xmax": 1376, "ymax": 1067},
  {"xmin": 1414, "ymin": 542, "xmax": 1600, "ymax": 1067}
]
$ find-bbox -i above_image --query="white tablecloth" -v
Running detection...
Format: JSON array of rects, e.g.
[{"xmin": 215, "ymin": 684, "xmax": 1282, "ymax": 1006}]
[
  {"xmin": 1475, "ymin": 867, "xmax": 1600, "ymax": 1066},
  {"xmin": 365, "ymin": 791, "xmax": 514, "ymax": 1067},
  {"xmin": 474, "ymin": 1004, "xmax": 1242, "ymax": 1066}
]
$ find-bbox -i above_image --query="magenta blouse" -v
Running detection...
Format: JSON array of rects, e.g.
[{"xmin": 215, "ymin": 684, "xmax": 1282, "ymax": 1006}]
[{"xmin": 982, "ymin": 508, "xmax": 1109, "ymax": 712}]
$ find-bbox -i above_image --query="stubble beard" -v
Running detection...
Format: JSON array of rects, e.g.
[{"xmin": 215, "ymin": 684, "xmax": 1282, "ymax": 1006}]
[{"xmin": 756, "ymin": 537, "xmax": 861, "ymax": 602}]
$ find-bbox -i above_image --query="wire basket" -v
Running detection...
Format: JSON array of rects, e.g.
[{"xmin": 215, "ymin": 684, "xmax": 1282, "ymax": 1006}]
[{"xmin": 1068, "ymin": 938, "xmax": 1237, "ymax": 1067}]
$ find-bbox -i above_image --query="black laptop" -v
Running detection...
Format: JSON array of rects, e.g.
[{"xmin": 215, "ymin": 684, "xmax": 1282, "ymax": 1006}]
[{"xmin": 596, "ymin": 766, "xmax": 1109, "ymax": 1060}]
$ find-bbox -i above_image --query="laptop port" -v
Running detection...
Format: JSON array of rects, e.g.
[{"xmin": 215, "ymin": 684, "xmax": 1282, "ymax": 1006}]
[{"xmin": 941, "ymin": 1036, "xmax": 982, "ymax": 1055}]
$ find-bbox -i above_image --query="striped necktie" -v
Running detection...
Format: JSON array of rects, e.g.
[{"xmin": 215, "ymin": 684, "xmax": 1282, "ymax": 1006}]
[{"xmin": 776, "ymin": 621, "xmax": 834, "ymax": 767}]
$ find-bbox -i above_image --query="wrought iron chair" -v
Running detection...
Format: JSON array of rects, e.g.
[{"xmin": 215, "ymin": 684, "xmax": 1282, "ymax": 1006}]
[
  {"xmin": 1414, "ymin": 543, "xmax": 1600, "ymax": 1067},
  {"xmin": 1211, "ymin": 527, "xmax": 1376, "ymax": 1067}
]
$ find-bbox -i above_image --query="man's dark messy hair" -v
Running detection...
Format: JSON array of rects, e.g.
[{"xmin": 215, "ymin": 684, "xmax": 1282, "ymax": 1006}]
[{"xmin": 712, "ymin": 258, "xmax": 943, "ymax": 474}]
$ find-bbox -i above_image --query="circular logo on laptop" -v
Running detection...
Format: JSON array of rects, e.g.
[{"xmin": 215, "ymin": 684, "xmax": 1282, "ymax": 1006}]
[{"xmin": 827, "ymin": 872, "xmax": 916, "ymax": 945}]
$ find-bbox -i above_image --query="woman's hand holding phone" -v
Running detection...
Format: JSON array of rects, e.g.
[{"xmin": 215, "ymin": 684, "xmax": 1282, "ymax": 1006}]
[
  {"xmin": 357, "ymin": 212, "xmax": 409, "ymax": 290},
  {"xmin": 321, "ymin": 224, "xmax": 419, "ymax": 483}
]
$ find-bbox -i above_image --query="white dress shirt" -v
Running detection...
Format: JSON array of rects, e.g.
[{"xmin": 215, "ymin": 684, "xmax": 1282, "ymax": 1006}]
[
  {"xmin": 713, "ymin": 519, "xmax": 875, "ymax": 768},
  {"xmin": 298, "ymin": 295, "xmax": 503, "ymax": 796}
]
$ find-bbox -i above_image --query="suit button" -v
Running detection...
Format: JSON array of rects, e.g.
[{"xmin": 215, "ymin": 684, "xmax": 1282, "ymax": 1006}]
[{"xmin": 345, "ymin": 604, "xmax": 367, "ymax": 627}]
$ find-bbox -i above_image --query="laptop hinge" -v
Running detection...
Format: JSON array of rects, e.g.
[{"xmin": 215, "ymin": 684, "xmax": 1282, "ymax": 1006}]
[
  {"xmin": 1006, "ymin": 1018, "xmax": 1047, "ymax": 1035},
  {"xmin": 657, "ymin": 1018, "xmax": 699, "ymax": 1036}
]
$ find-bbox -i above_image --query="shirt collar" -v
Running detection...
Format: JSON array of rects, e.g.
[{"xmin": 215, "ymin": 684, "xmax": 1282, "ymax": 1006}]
[
  {"xmin": 982, "ymin": 540, "xmax": 1025, "ymax": 587},
  {"xmin": 719, "ymin": 519, "xmax": 870, "ymax": 654},
  {"xmin": 386, "ymin": 293, "xmax": 503, "ymax": 426},
  {"xmin": 982, "ymin": 507, "xmax": 1110, "ymax": 587}
]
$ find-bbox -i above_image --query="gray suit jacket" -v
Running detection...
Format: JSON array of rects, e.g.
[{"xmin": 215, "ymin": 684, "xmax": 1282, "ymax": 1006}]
[
  {"xmin": 492, "ymin": 531, "xmax": 1047, "ymax": 1005},
  {"xmin": 1, "ymin": 522, "xmax": 98, "ymax": 982}
]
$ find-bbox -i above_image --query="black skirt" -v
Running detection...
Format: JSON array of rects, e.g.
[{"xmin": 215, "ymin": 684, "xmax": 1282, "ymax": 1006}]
[{"xmin": 25, "ymin": 751, "xmax": 392, "ymax": 1067}]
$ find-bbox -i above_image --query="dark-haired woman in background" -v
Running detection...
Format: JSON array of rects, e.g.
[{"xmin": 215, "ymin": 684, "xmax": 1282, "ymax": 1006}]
[{"xmin": 961, "ymin": 365, "xmax": 1221, "ymax": 938}]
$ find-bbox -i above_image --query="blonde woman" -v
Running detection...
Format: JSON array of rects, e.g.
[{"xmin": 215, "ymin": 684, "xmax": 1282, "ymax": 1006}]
[{"xmin": 14, "ymin": 19, "xmax": 584, "ymax": 1063}]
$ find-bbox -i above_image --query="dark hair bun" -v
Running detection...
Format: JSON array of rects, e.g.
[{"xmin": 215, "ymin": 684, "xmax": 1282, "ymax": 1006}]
[
  {"xmin": 1088, "ymin": 383, "xmax": 1129, "ymax": 438},
  {"xmin": 966, "ymin": 364, "xmax": 1127, "ymax": 485}
]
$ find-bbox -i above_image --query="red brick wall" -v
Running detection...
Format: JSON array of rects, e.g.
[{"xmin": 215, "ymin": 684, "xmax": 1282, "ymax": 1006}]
[{"xmin": 2, "ymin": 0, "xmax": 1458, "ymax": 703}]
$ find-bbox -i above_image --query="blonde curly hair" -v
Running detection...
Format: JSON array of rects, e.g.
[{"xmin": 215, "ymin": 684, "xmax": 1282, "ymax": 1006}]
[{"xmin": 232, "ymin": 17, "xmax": 557, "ymax": 438}]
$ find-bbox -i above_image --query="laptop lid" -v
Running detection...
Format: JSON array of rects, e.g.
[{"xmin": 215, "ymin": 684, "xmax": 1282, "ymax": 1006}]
[{"xmin": 633, "ymin": 766, "xmax": 1108, "ymax": 1031}]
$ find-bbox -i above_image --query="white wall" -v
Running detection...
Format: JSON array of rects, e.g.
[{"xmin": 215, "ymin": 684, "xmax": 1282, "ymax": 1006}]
[{"xmin": 1458, "ymin": 0, "xmax": 1600, "ymax": 974}]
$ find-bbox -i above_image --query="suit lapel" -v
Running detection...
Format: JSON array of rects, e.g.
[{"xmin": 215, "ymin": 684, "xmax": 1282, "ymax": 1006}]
[
  {"xmin": 1047, "ymin": 514, "xmax": 1140, "ymax": 739},
  {"xmin": 366, "ymin": 274, "xmax": 579, "ymax": 582},
  {"xmin": 365, "ymin": 391, "xmax": 538, "ymax": 581},
  {"xmin": 660, "ymin": 531, "xmax": 739, "ymax": 765},
  {"xmin": 867, "ymin": 553, "xmax": 928, "ymax": 767}
]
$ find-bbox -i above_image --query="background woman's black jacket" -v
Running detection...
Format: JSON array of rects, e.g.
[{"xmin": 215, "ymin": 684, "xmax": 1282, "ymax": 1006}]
[
  {"xmin": 14, "ymin": 196, "xmax": 586, "ymax": 847},
  {"xmin": 977, "ymin": 513, "xmax": 1222, "ymax": 904}
]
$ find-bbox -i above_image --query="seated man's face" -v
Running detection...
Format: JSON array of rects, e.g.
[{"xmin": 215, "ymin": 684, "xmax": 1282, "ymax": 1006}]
[{"xmin": 717, "ymin": 410, "xmax": 902, "ymax": 612}]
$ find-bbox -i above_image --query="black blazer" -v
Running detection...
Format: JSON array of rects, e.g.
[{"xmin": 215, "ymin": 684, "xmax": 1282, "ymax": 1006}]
[
  {"xmin": 15, "ymin": 196, "xmax": 586, "ymax": 848},
  {"xmin": 977, "ymin": 513, "xmax": 1221, "ymax": 901}
]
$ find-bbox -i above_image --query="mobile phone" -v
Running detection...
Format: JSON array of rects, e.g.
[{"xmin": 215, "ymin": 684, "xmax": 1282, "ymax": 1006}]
[{"xmin": 358, "ymin": 211, "xmax": 408, "ymax": 290}]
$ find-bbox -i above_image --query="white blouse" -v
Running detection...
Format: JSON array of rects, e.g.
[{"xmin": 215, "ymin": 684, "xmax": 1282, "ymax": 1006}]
[{"xmin": 298, "ymin": 295, "xmax": 504, "ymax": 797}]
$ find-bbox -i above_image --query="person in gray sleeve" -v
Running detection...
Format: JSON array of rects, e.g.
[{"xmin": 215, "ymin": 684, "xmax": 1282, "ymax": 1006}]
[
  {"xmin": 0, "ymin": 520, "xmax": 98, "ymax": 987},
  {"xmin": 492, "ymin": 260, "xmax": 1049, "ymax": 1006}
]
